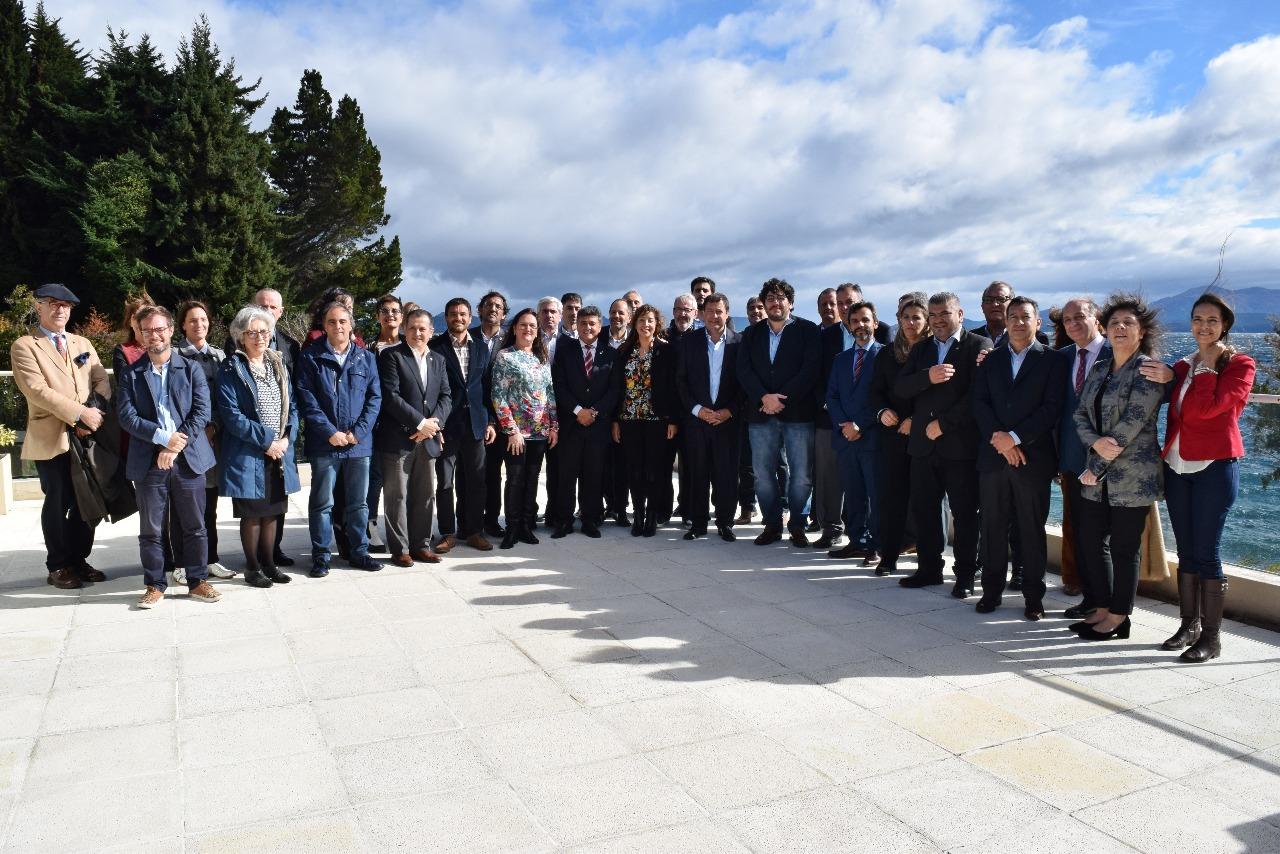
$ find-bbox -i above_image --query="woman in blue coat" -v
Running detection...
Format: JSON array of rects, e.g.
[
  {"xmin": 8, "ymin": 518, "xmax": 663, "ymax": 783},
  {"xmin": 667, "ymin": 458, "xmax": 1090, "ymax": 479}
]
[{"xmin": 217, "ymin": 305, "xmax": 301, "ymax": 588}]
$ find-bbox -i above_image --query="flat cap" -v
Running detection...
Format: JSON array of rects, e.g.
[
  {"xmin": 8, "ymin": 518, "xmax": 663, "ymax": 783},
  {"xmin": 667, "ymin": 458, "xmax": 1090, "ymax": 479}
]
[{"xmin": 32, "ymin": 283, "xmax": 80, "ymax": 305}]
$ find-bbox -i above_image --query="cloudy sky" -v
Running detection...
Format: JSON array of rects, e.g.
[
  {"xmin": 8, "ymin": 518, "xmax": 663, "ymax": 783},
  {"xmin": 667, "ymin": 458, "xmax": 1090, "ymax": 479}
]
[{"xmin": 51, "ymin": 0, "xmax": 1280, "ymax": 318}]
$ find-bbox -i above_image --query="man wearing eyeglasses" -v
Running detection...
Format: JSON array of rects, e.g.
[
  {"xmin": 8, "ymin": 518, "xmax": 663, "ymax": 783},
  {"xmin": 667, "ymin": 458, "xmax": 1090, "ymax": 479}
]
[
  {"xmin": 973, "ymin": 281, "xmax": 1049, "ymax": 348},
  {"xmin": 373, "ymin": 294, "xmax": 405, "ymax": 351},
  {"xmin": 117, "ymin": 305, "xmax": 220, "ymax": 608}
]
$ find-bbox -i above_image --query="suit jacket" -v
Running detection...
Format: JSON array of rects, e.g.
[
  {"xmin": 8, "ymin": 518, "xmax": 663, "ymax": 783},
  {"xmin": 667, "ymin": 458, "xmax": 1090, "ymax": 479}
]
[
  {"xmin": 972, "ymin": 342, "xmax": 1064, "ymax": 477},
  {"xmin": 116, "ymin": 351, "xmax": 216, "ymax": 481},
  {"xmin": 429, "ymin": 332, "xmax": 491, "ymax": 442},
  {"xmin": 1056, "ymin": 341, "xmax": 1111, "ymax": 475},
  {"xmin": 1162, "ymin": 354, "xmax": 1256, "ymax": 462},
  {"xmin": 736, "ymin": 316, "xmax": 822, "ymax": 423},
  {"xmin": 1073, "ymin": 353, "xmax": 1166, "ymax": 507},
  {"xmin": 827, "ymin": 342, "xmax": 882, "ymax": 454},
  {"xmin": 894, "ymin": 329, "xmax": 994, "ymax": 460},
  {"xmin": 675, "ymin": 328, "xmax": 742, "ymax": 422},
  {"xmin": 10, "ymin": 330, "xmax": 112, "ymax": 460},
  {"xmin": 374, "ymin": 342, "xmax": 452, "ymax": 456},
  {"xmin": 552, "ymin": 337, "xmax": 621, "ymax": 444}
]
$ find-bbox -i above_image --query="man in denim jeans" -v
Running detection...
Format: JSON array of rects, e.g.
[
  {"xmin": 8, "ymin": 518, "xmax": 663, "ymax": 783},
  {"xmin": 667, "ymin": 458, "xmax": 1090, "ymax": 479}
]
[
  {"xmin": 296, "ymin": 302, "xmax": 383, "ymax": 577},
  {"xmin": 736, "ymin": 278, "xmax": 821, "ymax": 547}
]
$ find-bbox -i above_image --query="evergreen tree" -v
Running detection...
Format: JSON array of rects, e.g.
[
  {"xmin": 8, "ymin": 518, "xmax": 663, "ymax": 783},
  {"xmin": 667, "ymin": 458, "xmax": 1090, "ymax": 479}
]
[
  {"xmin": 78, "ymin": 152, "xmax": 172, "ymax": 307},
  {"xmin": 0, "ymin": 0, "xmax": 30, "ymax": 284}
]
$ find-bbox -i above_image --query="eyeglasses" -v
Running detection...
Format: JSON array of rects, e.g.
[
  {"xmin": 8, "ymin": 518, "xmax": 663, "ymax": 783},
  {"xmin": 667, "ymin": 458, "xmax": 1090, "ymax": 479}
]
[
  {"xmin": 140, "ymin": 326, "xmax": 170, "ymax": 337},
  {"xmin": 244, "ymin": 329, "xmax": 272, "ymax": 339},
  {"xmin": 378, "ymin": 308, "xmax": 402, "ymax": 316},
  {"xmin": 981, "ymin": 295, "xmax": 1011, "ymax": 305}
]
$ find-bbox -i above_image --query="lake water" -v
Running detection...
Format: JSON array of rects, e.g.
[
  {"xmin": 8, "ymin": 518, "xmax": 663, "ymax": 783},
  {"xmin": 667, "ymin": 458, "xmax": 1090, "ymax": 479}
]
[{"xmin": 1048, "ymin": 332, "xmax": 1279, "ymax": 572}]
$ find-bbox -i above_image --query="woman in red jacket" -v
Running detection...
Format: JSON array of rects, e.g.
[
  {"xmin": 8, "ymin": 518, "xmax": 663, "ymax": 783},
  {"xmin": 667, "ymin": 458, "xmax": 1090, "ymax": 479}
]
[{"xmin": 1160, "ymin": 292, "xmax": 1256, "ymax": 663}]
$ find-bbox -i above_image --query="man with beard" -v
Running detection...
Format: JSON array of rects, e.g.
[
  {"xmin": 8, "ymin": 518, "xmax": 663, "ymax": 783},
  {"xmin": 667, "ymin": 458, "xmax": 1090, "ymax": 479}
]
[
  {"xmin": 603, "ymin": 298, "xmax": 633, "ymax": 524},
  {"xmin": 475, "ymin": 291, "xmax": 509, "ymax": 537}
]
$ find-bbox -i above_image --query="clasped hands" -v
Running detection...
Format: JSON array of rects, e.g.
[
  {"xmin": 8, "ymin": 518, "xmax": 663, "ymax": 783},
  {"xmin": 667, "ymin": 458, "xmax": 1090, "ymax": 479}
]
[
  {"xmin": 990, "ymin": 431, "xmax": 1026, "ymax": 467},
  {"xmin": 698, "ymin": 407, "xmax": 733, "ymax": 426}
]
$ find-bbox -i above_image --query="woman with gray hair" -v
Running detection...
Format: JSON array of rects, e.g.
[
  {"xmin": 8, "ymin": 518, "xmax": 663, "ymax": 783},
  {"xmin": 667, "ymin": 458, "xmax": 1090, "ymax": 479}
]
[{"xmin": 216, "ymin": 305, "xmax": 301, "ymax": 587}]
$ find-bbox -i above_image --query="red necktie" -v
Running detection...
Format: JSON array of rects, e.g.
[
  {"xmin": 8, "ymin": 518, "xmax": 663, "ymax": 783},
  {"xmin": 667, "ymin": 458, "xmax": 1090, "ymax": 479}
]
[
  {"xmin": 583, "ymin": 346, "xmax": 593, "ymax": 376},
  {"xmin": 56, "ymin": 335, "xmax": 66, "ymax": 357},
  {"xmin": 1075, "ymin": 349, "xmax": 1087, "ymax": 394},
  {"xmin": 852, "ymin": 347, "xmax": 865, "ymax": 382}
]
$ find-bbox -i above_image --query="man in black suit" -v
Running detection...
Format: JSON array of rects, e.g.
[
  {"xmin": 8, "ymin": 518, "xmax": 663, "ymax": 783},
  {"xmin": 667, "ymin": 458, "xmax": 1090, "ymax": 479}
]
[
  {"xmin": 894, "ymin": 292, "xmax": 993, "ymax": 595},
  {"xmin": 972, "ymin": 296, "xmax": 1064, "ymax": 620},
  {"xmin": 550, "ymin": 306, "xmax": 619, "ymax": 538},
  {"xmin": 473, "ymin": 290, "xmax": 508, "ymax": 538},
  {"xmin": 667, "ymin": 292, "xmax": 699, "ymax": 523},
  {"xmin": 431, "ymin": 298, "xmax": 496, "ymax": 553},
  {"xmin": 375, "ymin": 309, "xmax": 452, "ymax": 565},
  {"xmin": 602, "ymin": 298, "xmax": 633, "ymax": 525},
  {"xmin": 676, "ymin": 293, "xmax": 741, "ymax": 541},
  {"xmin": 737, "ymin": 278, "xmax": 822, "ymax": 547}
]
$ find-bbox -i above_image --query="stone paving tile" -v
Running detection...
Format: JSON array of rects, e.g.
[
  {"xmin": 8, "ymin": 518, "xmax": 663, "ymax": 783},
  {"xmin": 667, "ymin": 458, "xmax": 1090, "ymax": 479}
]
[
  {"xmin": 889, "ymin": 640, "xmax": 1028, "ymax": 689},
  {"xmin": 0, "ymin": 629, "xmax": 64, "ymax": 663},
  {"xmin": 765, "ymin": 710, "xmax": 950, "ymax": 783},
  {"xmin": 743, "ymin": 626, "xmax": 881, "ymax": 671},
  {"xmin": 592, "ymin": 692, "xmax": 749, "ymax": 752},
  {"xmin": 649, "ymin": 639, "xmax": 791, "ymax": 685},
  {"xmin": 1063, "ymin": 707, "xmax": 1254, "ymax": 780},
  {"xmin": 180, "ymin": 703, "xmax": 327, "ymax": 768},
  {"xmin": 880, "ymin": 690, "xmax": 1046, "ymax": 754},
  {"xmin": 314, "ymin": 686, "xmax": 459, "ymax": 748},
  {"xmin": 812, "ymin": 654, "xmax": 954, "ymax": 709},
  {"xmin": 470, "ymin": 708, "xmax": 633, "ymax": 776},
  {"xmin": 175, "ymin": 607, "xmax": 280, "ymax": 645},
  {"xmin": 1195, "ymin": 748, "xmax": 1280, "ymax": 829},
  {"xmin": 0, "ymin": 658, "xmax": 57, "ymax": 697},
  {"xmin": 962, "ymin": 673, "xmax": 1130, "ymax": 729},
  {"xmin": 701, "ymin": 673, "xmax": 858, "ymax": 729},
  {"xmin": 52, "ymin": 646, "xmax": 177, "ymax": 690},
  {"xmin": 1149, "ymin": 685, "xmax": 1280, "ymax": 751},
  {"xmin": 387, "ymin": 613, "xmax": 505, "ymax": 652},
  {"xmin": 647, "ymin": 732, "xmax": 829, "ymax": 812},
  {"xmin": 775, "ymin": 592, "xmax": 890, "ymax": 626},
  {"xmin": 1049, "ymin": 657, "xmax": 1215, "ymax": 706},
  {"xmin": 177, "ymin": 634, "xmax": 292, "ymax": 678},
  {"xmin": 723, "ymin": 786, "xmax": 941, "ymax": 853},
  {"xmin": 178, "ymin": 665, "xmax": 308, "ymax": 718},
  {"xmin": 7, "ymin": 770, "xmax": 182, "ymax": 852},
  {"xmin": 27, "ymin": 722, "xmax": 177, "ymax": 787},
  {"xmin": 335, "ymin": 730, "xmax": 495, "ymax": 803},
  {"xmin": 513, "ymin": 755, "xmax": 705, "ymax": 846},
  {"xmin": 0, "ymin": 594, "xmax": 76, "ymax": 634},
  {"xmin": 567, "ymin": 819, "xmax": 750, "ymax": 853},
  {"xmin": 40, "ymin": 680, "xmax": 175, "ymax": 735},
  {"xmin": 608, "ymin": 616, "xmax": 730, "ymax": 652},
  {"xmin": 356, "ymin": 783, "xmax": 555, "ymax": 853},
  {"xmin": 184, "ymin": 750, "xmax": 350, "ymax": 834},
  {"xmin": 548, "ymin": 656, "xmax": 688, "ymax": 706},
  {"xmin": 1075, "ymin": 780, "xmax": 1280, "ymax": 853},
  {"xmin": 297, "ymin": 652, "xmax": 422, "ymax": 701},
  {"xmin": 829, "ymin": 616, "xmax": 960, "ymax": 655},
  {"xmin": 436, "ymin": 670, "xmax": 581, "ymax": 726},
  {"xmin": 948, "ymin": 812, "xmax": 1140, "ymax": 854},
  {"xmin": 0, "ymin": 739, "xmax": 30, "ymax": 793},
  {"xmin": 514, "ymin": 628, "xmax": 637, "ymax": 670},
  {"xmin": 188, "ymin": 811, "xmax": 366, "ymax": 853},
  {"xmin": 285, "ymin": 623, "xmax": 403, "ymax": 665},
  {"xmin": 0, "ymin": 694, "xmax": 44, "ymax": 741}
]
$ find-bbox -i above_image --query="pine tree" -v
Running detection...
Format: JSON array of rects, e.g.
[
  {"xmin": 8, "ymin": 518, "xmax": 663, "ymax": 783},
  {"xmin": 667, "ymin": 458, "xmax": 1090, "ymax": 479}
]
[{"xmin": 0, "ymin": 0, "xmax": 31, "ymax": 284}]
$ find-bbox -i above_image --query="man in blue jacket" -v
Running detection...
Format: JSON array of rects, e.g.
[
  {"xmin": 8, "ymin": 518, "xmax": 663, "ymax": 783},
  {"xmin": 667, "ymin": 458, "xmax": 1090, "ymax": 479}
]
[
  {"xmin": 296, "ymin": 302, "xmax": 384, "ymax": 576},
  {"xmin": 117, "ymin": 305, "xmax": 219, "ymax": 608}
]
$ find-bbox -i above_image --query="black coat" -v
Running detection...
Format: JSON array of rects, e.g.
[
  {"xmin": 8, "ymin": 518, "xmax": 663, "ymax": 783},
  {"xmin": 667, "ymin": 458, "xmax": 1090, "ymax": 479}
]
[
  {"xmin": 429, "ymin": 332, "xmax": 491, "ymax": 442},
  {"xmin": 552, "ymin": 337, "xmax": 621, "ymax": 444},
  {"xmin": 373, "ymin": 343, "xmax": 452, "ymax": 456},
  {"xmin": 615, "ymin": 339, "xmax": 679, "ymax": 423},
  {"xmin": 972, "ymin": 342, "xmax": 1065, "ymax": 477},
  {"xmin": 736, "ymin": 316, "xmax": 822, "ymax": 423},
  {"xmin": 675, "ymin": 328, "xmax": 742, "ymax": 420},
  {"xmin": 894, "ymin": 329, "xmax": 993, "ymax": 460}
]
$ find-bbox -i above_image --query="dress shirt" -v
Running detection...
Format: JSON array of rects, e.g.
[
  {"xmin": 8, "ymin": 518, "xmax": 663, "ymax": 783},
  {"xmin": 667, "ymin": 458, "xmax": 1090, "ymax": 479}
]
[
  {"xmin": 1074, "ymin": 335, "xmax": 1106, "ymax": 384},
  {"xmin": 767, "ymin": 316, "xmax": 795, "ymax": 363},
  {"xmin": 450, "ymin": 332, "xmax": 471, "ymax": 382},
  {"xmin": 934, "ymin": 328, "xmax": 962, "ymax": 364},
  {"xmin": 573, "ymin": 340, "xmax": 597, "ymax": 415},
  {"xmin": 559, "ymin": 324, "xmax": 578, "ymax": 340},
  {"xmin": 145, "ymin": 359, "xmax": 178, "ymax": 448},
  {"xmin": 38, "ymin": 324, "xmax": 69, "ymax": 357},
  {"xmin": 692, "ymin": 318, "xmax": 705, "ymax": 330},
  {"xmin": 691, "ymin": 330, "xmax": 726, "ymax": 417},
  {"xmin": 410, "ymin": 345, "xmax": 431, "ymax": 432},
  {"xmin": 480, "ymin": 327, "xmax": 503, "ymax": 359},
  {"xmin": 842, "ymin": 326, "xmax": 854, "ymax": 352},
  {"xmin": 325, "ymin": 339, "xmax": 350, "ymax": 368},
  {"xmin": 543, "ymin": 332, "xmax": 558, "ymax": 363},
  {"xmin": 1005, "ymin": 342, "xmax": 1033, "ymax": 447}
]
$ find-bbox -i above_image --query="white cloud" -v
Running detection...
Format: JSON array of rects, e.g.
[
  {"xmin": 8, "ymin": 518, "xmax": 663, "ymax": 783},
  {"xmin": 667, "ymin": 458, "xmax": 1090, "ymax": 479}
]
[{"xmin": 50, "ymin": 0, "xmax": 1280, "ymax": 316}]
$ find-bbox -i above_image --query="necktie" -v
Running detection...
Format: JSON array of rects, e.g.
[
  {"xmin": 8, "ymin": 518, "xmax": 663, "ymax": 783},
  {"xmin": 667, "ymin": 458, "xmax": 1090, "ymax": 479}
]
[
  {"xmin": 583, "ymin": 346, "xmax": 593, "ymax": 376},
  {"xmin": 852, "ymin": 347, "xmax": 865, "ymax": 382},
  {"xmin": 1075, "ymin": 349, "xmax": 1088, "ymax": 395},
  {"xmin": 55, "ymin": 334, "xmax": 66, "ymax": 357}
]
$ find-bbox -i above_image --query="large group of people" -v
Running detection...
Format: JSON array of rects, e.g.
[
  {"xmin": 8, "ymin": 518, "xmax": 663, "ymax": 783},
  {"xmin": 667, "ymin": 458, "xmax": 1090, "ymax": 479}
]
[{"xmin": 11, "ymin": 275, "xmax": 1256, "ymax": 662}]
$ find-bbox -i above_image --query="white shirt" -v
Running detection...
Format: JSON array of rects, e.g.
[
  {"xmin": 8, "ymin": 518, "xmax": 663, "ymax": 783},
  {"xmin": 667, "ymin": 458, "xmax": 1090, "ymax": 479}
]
[{"xmin": 410, "ymin": 346, "xmax": 431, "ymax": 432}]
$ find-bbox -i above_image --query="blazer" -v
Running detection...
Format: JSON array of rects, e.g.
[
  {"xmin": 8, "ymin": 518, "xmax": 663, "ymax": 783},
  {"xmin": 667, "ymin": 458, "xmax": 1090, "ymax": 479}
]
[
  {"xmin": 675, "ymin": 328, "xmax": 742, "ymax": 421},
  {"xmin": 1073, "ymin": 353, "xmax": 1166, "ymax": 507},
  {"xmin": 818, "ymin": 323, "xmax": 848, "ymax": 429},
  {"xmin": 429, "ymin": 332, "xmax": 491, "ymax": 443},
  {"xmin": 894, "ymin": 329, "xmax": 994, "ymax": 460},
  {"xmin": 1162, "ymin": 353, "xmax": 1256, "ymax": 462},
  {"xmin": 116, "ymin": 351, "xmax": 216, "ymax": 482},
  {"xmin": 1056, "ymin": 341, "xmax": 1112, "ymax": 476},
  {"xmin": 971, "ymin": 342, "xmax": 1064, "ymax": 477},
  {"xmin": 736, "ymin": 316, "xmax": 822, "ymax": 423},
  {"xmin": 216, "ymin": 350, "xmax": 301, "ymax": 499},
  {"xmin": 616, "ymin": 339, "xmax": 679, "ymax": 423},
  {"xmin": 867, "ymin": 345, "xmax": 914, "ymax": 453},
  {"xmin": 374, "ymin": 342, "xmax": 452, "ymax": 456},
  {"xmin": 10, "ymin": 330, "xmax": 112, "ymax": 460},
  {"xmin": 296, "ymin": 342, "xmax": 383, "ymax": 459},
  {"xmin": 826, "ymin": 341, "xmax": 882, "ymax": 454},
  {"xmin": 552, "ymin": 337, "xmax": 621, "ymax": 444}
]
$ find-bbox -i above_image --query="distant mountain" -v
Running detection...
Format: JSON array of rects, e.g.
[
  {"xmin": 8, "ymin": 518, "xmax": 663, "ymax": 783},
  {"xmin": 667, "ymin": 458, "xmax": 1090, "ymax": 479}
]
[{"xmin": 1152, "ymin": 286, "xmax": 1280, "ymax": 332}]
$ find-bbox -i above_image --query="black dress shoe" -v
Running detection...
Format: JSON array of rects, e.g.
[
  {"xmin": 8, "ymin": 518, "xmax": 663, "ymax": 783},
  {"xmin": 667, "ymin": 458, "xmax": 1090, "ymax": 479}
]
[
  {"xmin": 951, "ymin": 582, "xmax": 974, "ymax": 599},
  {"xmin": 1063, "ymin": 602, "xmax": 1095, "ymax": 620},
  {"xmin": 1024, "ymin": 605, "xmax": 1045, "ymax": 621},
  {"xmin": 485, "ymin": 523, "xmax": 506, "ymax": 538},
  {"xmin": 1008, "ymin": 570, "xmax": 1024, "ymax": 591},
  {"xmin": 718, "ymin": 526, "xmax": 737, "ymax": 542},
  {"xmin": 262, "ymin": 566, "xmax": 292, "ymax": 584},
  {"xmin": 805, "ymin": 519, "xmax": 821, "ymax": 533},
  {"xmin": 789, "ymin": 528, "xmax": 811, "ymax": 548},
  {"xmin": 813, "ymin": 530, "xmax": 836, "ymax": 550},
  {"xmin": 616, "ymin": 513, "xmax": 631, "ymax": 528},
  {"xmin": 551, "ymin": 524, "xmax": 571, "ymax": 539},
  {"xmin": 975, "ymin": 598, "xmax": 999, "ymax": 613},
  {"xmin": 899, "ymin": 571, "xmax": 944, "ymax": 588},
  {"xmin": 581, "ymin": 525, "xmax": 602, "ymax": 538},
  {"xmin": 499, "ymin": 532, "xmax": 517, "ymax": 549},
  {"xmin": 642, "ymin": 516, "xmax": 658, "ymax": 537},
  {"xmin": 243, "ymin": 568, "xmax": 274, "ymax": 588},
  {"xmin": 754, "ymin": 528, "xmax": 781, "ymax": 546},
  {"xmin": 518, "ymin": 527, "xmax": 539, "ymax": 545},
  {"xmin": 273, "ymin": 551, "xmax": 296, "ymax": 567},
  {"xmin": 683, "ymin": 530, "xmax": 699, "ymax": 541},
  {"xmin": 827, "ymin": 543, "xmax": 867, "ymax": 559},
  {"xmin": 1077, "ymin": 617, "xmax": 1131, "ymax": 640},
  {"xmin": 875, "ymin": 562, "xmax": 895, "ymax": 577}
]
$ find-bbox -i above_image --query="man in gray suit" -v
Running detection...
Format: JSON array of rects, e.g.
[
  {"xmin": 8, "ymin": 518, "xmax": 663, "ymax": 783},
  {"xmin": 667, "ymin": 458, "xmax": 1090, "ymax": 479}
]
[{"xmin": 376, "ymin": 309, "xmax": 452, "ymax": 565}]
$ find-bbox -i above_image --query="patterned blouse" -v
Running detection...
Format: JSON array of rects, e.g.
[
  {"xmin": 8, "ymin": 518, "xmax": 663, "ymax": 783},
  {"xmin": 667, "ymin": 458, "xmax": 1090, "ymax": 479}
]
[
  {"xmin": 620, "ymin": 347, "xmax": 659, "ymax": 421},
  {"xmin": 491, "ymin": 348, "xmax": 558, "ymax": 439},
  {"xmin": 248, "ymin": 357, "xmax": 285, "ymax": 441}
]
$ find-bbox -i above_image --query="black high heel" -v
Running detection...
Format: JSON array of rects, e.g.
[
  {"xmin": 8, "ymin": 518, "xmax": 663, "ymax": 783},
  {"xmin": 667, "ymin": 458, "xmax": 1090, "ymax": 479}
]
[{"xmin": 1077, "ymin": 617, "xmax": 1131, "ymax": 641}]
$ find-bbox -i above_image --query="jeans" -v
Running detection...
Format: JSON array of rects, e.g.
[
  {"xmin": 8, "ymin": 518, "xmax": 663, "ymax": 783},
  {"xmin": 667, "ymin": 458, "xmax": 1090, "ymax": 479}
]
[
  {"xmin": 749, "ymin": 420, "xmax": 814, "ymax": 531},
  {"xmin": 309, "ymin": 455, "xmax": 372, "ymax": 564},
  {"xmin": 1164, "ymin": 459, "xmax": 1237, "ymax": 580},
  {"xmin": 137, "ymin": 463, "xmax": 207, "ymax": 592}
]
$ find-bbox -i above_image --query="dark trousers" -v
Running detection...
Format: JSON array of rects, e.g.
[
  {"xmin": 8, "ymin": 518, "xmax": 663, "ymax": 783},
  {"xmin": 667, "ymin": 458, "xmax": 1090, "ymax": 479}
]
[
  {"xmin": 1075, "ymin": 491, "xmax": 1147, "ymax": 615},
  {"xmin": 978, "ymin": 465, "xmax": 1051, "ymax": 605},
  {"xmin": 484, "ymin": 440, "xmax": 505, "ymax": 529},
  {"xmin": 683, "ymin": 418, "xmax": 741, "ymax": 529},
  {"xmin": 910, "ymin": 454, "xmax": 979, "ymax": 581},
  {"xmin": 1061, "ymin": 473, "xmax": 1110, "ymax": 607},
  {"xmin": 878, "ymin": 434, "xmax": 912, "ymax": 563},
  {"xmin": 436, "ymin": 432, "xmax": 487, "ymax": 538},
  {"xmin": 170, "ymin": 485, "xmax": 219, "ymax": 565},
  {"xmin": 837, "ymin": 444, "xmax": 879, "ymax": 550},
  {"xmin": 503, "ymin": 438, "xmax": 547, "ymax": 532},
  {"xmin": 620, "ymin": 420, "xmax": 674, "ymax": 520},
  {"xmin": 605, "ymin": 441, "xmax": 629, "ymax": 516},
  {"xmin": 1164, "ymin": 459, "xmax": 1236, "ymax": 581},
  {"xmin": 557, "ymin": 434, "xmax": 608, "ymax": 528},
  {"xmin": 138, "ymin": 463, "xmax": 207, "ymax": 591},
  {"xmin": 35, "ymin": 453, "xmax": 97, "ymax": 572},
  {"xmin": 738, "ymin": 419, "xmax": 756, "ymax": 513}
]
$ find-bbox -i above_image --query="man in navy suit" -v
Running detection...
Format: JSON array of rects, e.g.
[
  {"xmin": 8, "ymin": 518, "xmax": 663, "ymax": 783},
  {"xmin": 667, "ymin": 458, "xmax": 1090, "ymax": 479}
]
[
  {"xmin": 1056, "ymin": 296, "xmax": 1111, "ymax": 618},
  {"xmin": 675, "ymin": 293, "xmax": 742, "ymax": 541},
  {"xmin": 117, "ymin": 305, "xmax": 219, "ymax": 608},
  {"xmin": 601, "ymin": 298, "xmax": 633, "ymax": 525},
  {"xmin": 737, "ymin": 278, "xmax": 822, "ymax": 547},
  {"xmin": 972, "ymin": 296, "xmax": 1065, "ymax": 620},
  {"xmin": 431, "ymin": 298, "xmax": 496, "ymax": 552},
  {"xmin": 551, "ymin": 306, "xmax": 620, "ymax": 538},
  {"xmin": 825, "ymin": 301, "xmax": 882, "ymax": 565}
]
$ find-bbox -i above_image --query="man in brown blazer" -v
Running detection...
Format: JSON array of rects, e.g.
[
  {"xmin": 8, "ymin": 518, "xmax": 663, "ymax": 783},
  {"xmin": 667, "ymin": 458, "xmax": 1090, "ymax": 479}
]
[{"xmin": 10, "ymin": 284, "xmax": 112, "ymax": 589}]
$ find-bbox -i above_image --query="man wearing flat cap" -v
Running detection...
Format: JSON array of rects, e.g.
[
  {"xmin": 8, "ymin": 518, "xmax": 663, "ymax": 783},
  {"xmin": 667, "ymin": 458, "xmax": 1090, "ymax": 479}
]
[{"xmin": 10, "ymin": 284, "xmax": 112, "ymax": 588}]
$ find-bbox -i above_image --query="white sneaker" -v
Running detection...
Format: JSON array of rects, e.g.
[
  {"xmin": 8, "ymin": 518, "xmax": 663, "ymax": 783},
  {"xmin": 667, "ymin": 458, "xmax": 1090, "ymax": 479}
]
[
  {"xmin": 207, "ymin": 562, "xmax": 237, "ymax": 579},
  {"xmin": 172, "ymin": 567, "xmax": 187, "ymax": 585}
]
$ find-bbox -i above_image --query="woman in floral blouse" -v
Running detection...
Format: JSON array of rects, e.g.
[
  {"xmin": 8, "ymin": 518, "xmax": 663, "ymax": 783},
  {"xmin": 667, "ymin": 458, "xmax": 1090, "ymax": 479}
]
[
  {"xmin": 491, "ymin": 308, "xmax": 559, "ymax": 549},
  {"xmin": 611, "ymin": 304, "xmax": 678, "ymax": 537}
]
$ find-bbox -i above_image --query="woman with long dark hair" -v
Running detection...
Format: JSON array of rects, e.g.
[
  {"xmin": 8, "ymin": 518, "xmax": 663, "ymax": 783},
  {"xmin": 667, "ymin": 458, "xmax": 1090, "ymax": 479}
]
[
  {"xmin": 1159, "ymin": 292, "xmax": 1256, "ymax": 662},
  {"xmin": 491, "ymin": 308, "xmax": 558, "ymax": 549},
  {"xmin": 611, "ymin": 304, "xmax": 678, "ymax": 537}
]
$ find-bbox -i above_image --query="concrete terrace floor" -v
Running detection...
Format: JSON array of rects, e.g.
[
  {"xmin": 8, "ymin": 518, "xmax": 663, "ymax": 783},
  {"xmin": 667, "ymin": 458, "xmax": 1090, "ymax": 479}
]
[{"xmin": 1, "ymin": 494, "xmax": 1280, "ymax": 853}]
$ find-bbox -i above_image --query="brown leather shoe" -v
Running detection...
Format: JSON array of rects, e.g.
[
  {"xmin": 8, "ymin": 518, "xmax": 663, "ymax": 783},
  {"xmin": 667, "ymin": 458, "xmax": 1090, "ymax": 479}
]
[
  {"xmin": 392, "ymin": 554, "xmax": 414, "ymax": 568},
  {"xmin": 411, "ymin": 548, "xmax": 442, "ymax": 564},
  {"xmin": 465, "ymin": 534, "xmax": 493, "ymax": 551},
  {"xmin": 76, "ymin": 563, "xmax": 107, "ymax": 583},
  {"xmin": 435, "ymin": 535, "xmax": 457, "ymax": 554},
  {"xmin": 47, "ymin": 568, "xmax": 83, "ymax": 590}
]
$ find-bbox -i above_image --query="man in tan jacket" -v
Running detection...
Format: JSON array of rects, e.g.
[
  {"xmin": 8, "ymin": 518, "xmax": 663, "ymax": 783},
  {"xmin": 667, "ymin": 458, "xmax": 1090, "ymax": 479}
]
[{"xmin": 10, "ymin": 284, "xmax": 112, "ymax": 589}]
